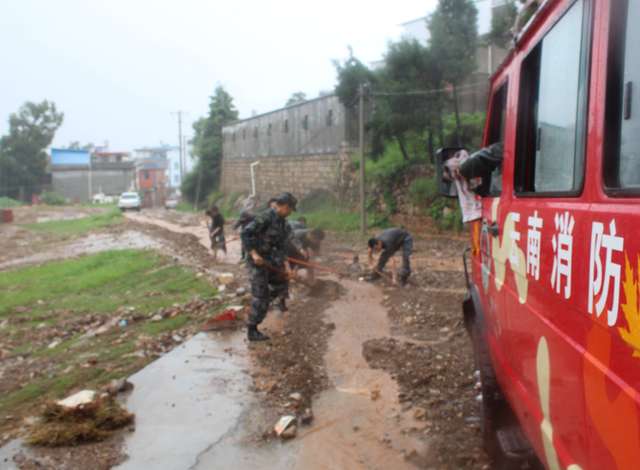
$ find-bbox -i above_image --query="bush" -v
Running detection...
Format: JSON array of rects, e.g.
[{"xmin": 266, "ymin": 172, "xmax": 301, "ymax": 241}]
[
  {"xmin": 40, "ymin": 192, "xmax": 66, "ymax": 206},
  {"xmin": 0, "ymin": 197, "xmax": 22, "ymax": 209},
  {"xmin": 408, "ymin": 177, "xmax": 438, "ymax": 206},
  {"xmin": 365, "ymin": 141, "xmax": 411, "ymax": 184},
  {"xmin": 441, "ymin": 112, "xmax": 486, "ymax": 150},
  {"xmin": 428, "ymin": 196, "xmax": 463, "ymax": 232}
]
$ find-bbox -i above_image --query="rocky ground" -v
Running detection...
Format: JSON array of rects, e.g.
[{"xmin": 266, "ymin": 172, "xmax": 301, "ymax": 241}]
[{"xmin": 0, "ymin": 205, "xmax": 489, "ymax": 469}]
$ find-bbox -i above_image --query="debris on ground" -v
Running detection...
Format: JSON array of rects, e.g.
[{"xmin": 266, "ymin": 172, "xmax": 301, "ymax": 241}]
[
  {"xmin": 274, "ymin": 415, "xmax": 297, "ymax": 438},
  {"xmin": 104, "ymin": 379, "xmax": 134, "ymax": 396},
  {"xmin": 201, "ymin": 306, "xmax": 247, "ymax": 332},
  {"xmin": 27, "ymin": 393, "xmax": 134, "ymax": 447}
]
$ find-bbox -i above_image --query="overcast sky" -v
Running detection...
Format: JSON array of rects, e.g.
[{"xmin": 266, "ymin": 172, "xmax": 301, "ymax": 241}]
[{"xmin": 0, "ymin": 0, "xmax": 440, "ymax": 151}]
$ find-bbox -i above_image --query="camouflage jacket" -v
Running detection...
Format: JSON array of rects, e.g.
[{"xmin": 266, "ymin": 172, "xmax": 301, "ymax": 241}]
[{"xmin": 241, "ymin": 207, "xmax": 291, "ymax": 265}]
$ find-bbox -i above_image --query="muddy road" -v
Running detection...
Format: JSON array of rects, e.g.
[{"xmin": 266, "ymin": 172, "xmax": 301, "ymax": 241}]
[{"xmin": 0, "ymin": 206, "xmax": 488, "ymax": 469}]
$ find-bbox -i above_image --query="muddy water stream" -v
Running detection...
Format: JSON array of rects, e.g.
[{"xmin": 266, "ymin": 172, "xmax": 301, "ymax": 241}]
[{"xmin": 294, "ymin": 278, "xmax": 425, "ymax": 469}]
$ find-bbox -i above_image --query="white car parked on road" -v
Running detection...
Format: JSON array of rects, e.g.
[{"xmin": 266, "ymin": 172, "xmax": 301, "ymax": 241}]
[{"xmin": 118, "ymin": 192, "xmax": 141, "ymax": 211}]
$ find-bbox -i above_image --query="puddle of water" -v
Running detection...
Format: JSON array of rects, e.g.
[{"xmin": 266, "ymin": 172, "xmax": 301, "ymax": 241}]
[
  {"xmin": 0, "ymin": 231, "xmax": 165, "ymax": 270},
  {"xmin": 295, "ymin": 279, "xmax": 426, "ymax": 470}
]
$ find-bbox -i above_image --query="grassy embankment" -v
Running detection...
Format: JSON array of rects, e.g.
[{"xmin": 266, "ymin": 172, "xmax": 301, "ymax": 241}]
[{"xmin": 0, "ymin": 249, "xmax": 215, "ymax": 423}]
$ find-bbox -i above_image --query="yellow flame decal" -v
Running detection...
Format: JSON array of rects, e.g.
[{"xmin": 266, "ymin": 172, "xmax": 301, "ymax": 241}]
[{"xmin": 619, "ymin": 254, "xmax": 640, "ymax": 358}]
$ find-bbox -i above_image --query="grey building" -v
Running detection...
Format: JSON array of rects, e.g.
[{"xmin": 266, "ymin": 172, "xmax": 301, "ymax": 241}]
[
  {"xmin": 220, "ymin": 95, "xmax": 358, "ymax": 201},
  {"xmin": 51, "ymin": 160, "xmax": 135, "ymax": 202},
  {"xmin": 222, "ymin": 94, "xmax": 357, "ymax": 160}
]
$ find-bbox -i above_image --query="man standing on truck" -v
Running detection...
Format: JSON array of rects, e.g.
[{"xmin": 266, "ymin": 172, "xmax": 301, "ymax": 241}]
[
  {"xmin": 367, "ymin": 227, "xmax": 413, "ymax": 286},
  {"xmin": 241, "ymin": 192, "xmax": 297, "ymax": 342}
]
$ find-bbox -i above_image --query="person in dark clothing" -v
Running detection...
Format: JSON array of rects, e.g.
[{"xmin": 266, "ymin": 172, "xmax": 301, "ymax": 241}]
[
  {"xmin": 288, "ymin": 216, "xmax": 308, "ymax": 231},
  {"xmin": 205, "ymin": 205, "xmax": 226, "ymax": 261},
  {"xmin": 234, "ymin": 197, "xmax": 278, "ymax": 262},
  {"xmin": 287, "ymin": 228, "xmax": 325, "ymax": 283},
  {"xmin": 241, "ymin": 192, "xmax": 298, "ymax": 341},
  {"xmin": 367, "ymin": 228, "xmax": 413, "ymax": 286}
]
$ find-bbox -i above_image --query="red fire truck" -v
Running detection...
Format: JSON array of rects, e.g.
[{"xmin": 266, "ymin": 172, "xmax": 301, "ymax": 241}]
[{"xmin": 438, "ymin": 1, "xmax": 640, "ymax": 468}]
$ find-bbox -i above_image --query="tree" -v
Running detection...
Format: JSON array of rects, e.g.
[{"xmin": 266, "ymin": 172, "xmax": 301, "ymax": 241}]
[
  {"xmin": 372, "ymin": 39, "xmax": 444, "ymax": 161},
  {"xmin": 0, "ymin": 100, "xmax": 64, "ymax": 200},
  {"xmin": 67, "ymin": 141, "xmax": 95, "ymax": 151},
  {"xmin": 428, "ymin": 0, "xmax": 478, "ymax": 145},
  {"xmin": 488, "ymin": 1, "xmax": 519, "ymax": 47},
  {"xmin": 286, "ymin": 92, "xmax": 307, "ymax": 106},
  {"xmin": 333, "ymin": 48, "xmax": 376, "ymax": 108},
  {"xmin": 182, "ymin": 86, "xmax": 238, "ymax": 205}
]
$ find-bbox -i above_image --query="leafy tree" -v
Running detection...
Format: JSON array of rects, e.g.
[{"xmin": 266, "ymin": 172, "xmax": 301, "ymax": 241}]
[
  {"xmin": 372, "ymin": 40, "xmax": 444, "ymax": 161},
  {"xmin": 333, "ymin": 48, "xmax": 376, "ymax": 108},
  {"xmin": 0, "ymin": 100, "xmax": 64, "ymax": 200},
  {"xmin": 428, "ymin": 0, "xmax": 478, "ymax": 145},
  {"xmin": 67, "ymin": 141, "xmax": 95, "ymax": 151},
  {"xmin": 488, "ymin": 1, "xmax": 518, "ymax": 47},
  {"xmin": 286, "ymin": 92, "xmax": 307, "ymax": 106},
  {"xmin": 182, "ymin": 86, "xmax": 238, "ymax": 205}
]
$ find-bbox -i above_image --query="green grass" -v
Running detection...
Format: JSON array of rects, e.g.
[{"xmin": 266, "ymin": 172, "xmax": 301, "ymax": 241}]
[
  {"xmin": 22, "ymin": 208, "xmax": 123, "ymax": 236},
  {"xmin": 0, "ymin": 249, "xmax": 217, "ymax": 422},
  {"xmin": 299, "ymin": 206, "xmax": 389, "ymax": 232},
  {"xmin": 0, "ymin": 197, "xmax": 22, "ymax": 208},
  {"xmin": 0, "ymin": 250, "xmax": 212, "ymax": 317},
  {"xmin": 176, "ymin": 202, "xmax": 196, "ymax": 213}
]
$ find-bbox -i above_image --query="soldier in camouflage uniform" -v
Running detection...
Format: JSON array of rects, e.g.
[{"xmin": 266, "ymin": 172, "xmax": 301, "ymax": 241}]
[{"xmin": 241, "ymin": 192, "xmax": 297, "ymax": 341}]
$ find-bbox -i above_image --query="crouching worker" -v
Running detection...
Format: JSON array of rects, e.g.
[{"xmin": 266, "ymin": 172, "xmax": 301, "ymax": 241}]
[
  {"xmin": 241, "ymin": 192, "xmax": 298, "ymax": 342},
  {"xmin": 287, "ymin": 228, "xmax": 325, "ymax": 283},
  {"xmin": 368, "ymin": 227, "xmax": 413, "ymax": 286}
]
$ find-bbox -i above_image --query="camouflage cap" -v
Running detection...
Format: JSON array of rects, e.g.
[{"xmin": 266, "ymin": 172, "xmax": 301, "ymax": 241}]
[{"xmin": 274, "ymin": 192, "xmax": 297, "ymax": 211}]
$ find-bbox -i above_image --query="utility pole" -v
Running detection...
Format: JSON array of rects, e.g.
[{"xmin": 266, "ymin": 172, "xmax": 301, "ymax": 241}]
[
  {"xmin": 358, "ymin": 83, "xmax": 367, "ymax": 235},
  {"xmin": 172, "ymin": 111, "xmax": 185, "ymax": 185}
]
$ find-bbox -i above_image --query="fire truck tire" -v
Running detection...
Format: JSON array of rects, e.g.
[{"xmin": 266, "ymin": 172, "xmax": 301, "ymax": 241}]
[{"xmin": 471, "ymin": 317, "xmax": 504, "ymax": 461}]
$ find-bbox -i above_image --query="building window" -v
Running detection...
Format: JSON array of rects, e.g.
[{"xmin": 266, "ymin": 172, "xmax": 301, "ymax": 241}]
[
  {"xmin": 326, "ymin": 109, "xmax": 334, "ymax": 127},
  {"xmin": 302, "ymin": 115, "xmax": 309, "ymax": 130},
  {"xmin": 284, "ymin": 119, "xmax": 289, "ymax": 133},
  {"xmin": 605, "ymin": 0, "xmax": 640, "ymax": 192},
  {"xmin": 253, "ymin": 126, "xmax": 258, "ymax": 138},
  {"xmin": 242, "ymin": 129, "xmax": 246, "ymax": 140},
  {"xmin": 514, "ymin": 0, "xmax": 590, "ymax": 195},
  {"xmin": 232, "ymin": 132, "xmax": 236, "ymax": 142},
  {"xmin": 267, "ymin": 123, "xmax": 272, "ymax": 136},
  {"xmin": 144, "ymin": 170, "xmax": 150, "ymax": 180}
]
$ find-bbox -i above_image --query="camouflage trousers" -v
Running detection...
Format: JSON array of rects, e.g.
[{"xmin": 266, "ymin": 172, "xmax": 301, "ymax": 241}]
[{"xmin": 247, "ymin": 263, "xmax": 289, "ymax": 326}]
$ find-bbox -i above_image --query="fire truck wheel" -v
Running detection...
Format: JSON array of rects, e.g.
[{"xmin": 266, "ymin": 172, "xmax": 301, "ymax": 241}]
[{"xmin": 471, "ymin": 316, "xmax": 504, "ymax": 461}]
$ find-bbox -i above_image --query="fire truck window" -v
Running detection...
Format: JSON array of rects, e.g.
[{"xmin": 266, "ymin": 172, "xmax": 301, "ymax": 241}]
[
  {"xmin": 487, "ymin": 82, "xmax": 508, "ymax": 196},
  {"xmin": 605, "ymin": 0, "xmax": 640, "ymax": 191},
  {"xmin": 515, "ymin": 0, "xmax": 589, "ymax": 195}
]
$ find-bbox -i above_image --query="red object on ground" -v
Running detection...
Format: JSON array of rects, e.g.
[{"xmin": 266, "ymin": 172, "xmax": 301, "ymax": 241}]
[
  {"xmin": 201, "ymin": 308, "xmax": 244, "ymax": 332},
  {"xmin": 1, "ymin": 209, "xmax": 13, "ymax": 223}
]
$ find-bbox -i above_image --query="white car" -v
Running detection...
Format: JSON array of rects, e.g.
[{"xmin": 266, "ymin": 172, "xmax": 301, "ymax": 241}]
[
  {"xmin": 118, "ymin": 192, "xmax": 141, "ymax": 211},
  {"xmin": 165, "ymin": 197, "xmax": 179, "ymax": 209}
]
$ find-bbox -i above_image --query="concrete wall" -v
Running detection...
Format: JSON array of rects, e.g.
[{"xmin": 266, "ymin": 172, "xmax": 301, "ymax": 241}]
[
  {"xmin": 52, "ymin": 163, "xmax": 135, "ymax": 202},
  {"xmin": 220, "ymin": 148, "xmax": 356, "ymax": 202},
  {"xmin": 221, "ymin": 94, "xmax": 358, "ymax": 202}
]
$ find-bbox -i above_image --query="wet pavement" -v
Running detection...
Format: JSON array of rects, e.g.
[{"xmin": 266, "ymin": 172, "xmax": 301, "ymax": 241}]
[{"xmin": 116, "ymin": 332, "xmax": 293, "ymax": 470}]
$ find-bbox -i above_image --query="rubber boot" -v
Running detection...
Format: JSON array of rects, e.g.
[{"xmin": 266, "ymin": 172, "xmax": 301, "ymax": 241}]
[{"xmin": 247, "ymin": 325, "xmax": 270, "ymax": 342}]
